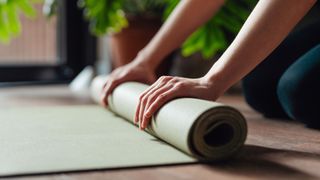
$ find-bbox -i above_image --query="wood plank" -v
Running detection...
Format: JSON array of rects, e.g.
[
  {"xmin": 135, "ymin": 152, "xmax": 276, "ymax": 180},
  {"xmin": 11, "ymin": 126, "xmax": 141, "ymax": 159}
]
[{"xmin": 0, "ymin": 85, "xmax": 319, "ymax": 179}]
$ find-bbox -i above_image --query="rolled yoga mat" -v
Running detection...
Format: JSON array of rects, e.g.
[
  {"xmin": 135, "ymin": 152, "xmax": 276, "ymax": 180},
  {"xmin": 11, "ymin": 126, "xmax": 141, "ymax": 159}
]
[
  {"xmin": 91, "ymin": 76, "xmax": 247, "ymax": 161},
  {"xmin": 0, "ymin": 76, "xmax": 247, "ymax": 177}
]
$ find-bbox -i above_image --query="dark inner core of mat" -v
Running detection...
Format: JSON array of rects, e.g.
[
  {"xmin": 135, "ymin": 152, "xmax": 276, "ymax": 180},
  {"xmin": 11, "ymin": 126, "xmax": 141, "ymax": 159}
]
[{"xmin": 204, "ymin": 123, "xmax": 234, "ymax": 147}]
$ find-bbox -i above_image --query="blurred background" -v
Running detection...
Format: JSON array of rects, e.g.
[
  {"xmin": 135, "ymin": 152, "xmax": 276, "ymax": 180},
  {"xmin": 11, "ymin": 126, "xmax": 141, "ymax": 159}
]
[
  {"xmin": 0, "ymin": 0, "xmax": 257, "ymax": 92},
  {"xmin": 0, "ymin": 4, "xmax": 56, "ymax": 65}
]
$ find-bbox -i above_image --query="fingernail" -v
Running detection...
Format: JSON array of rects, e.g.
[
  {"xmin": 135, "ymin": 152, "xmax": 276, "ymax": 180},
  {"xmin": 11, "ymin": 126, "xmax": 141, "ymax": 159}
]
[{"xmin": 140, "ymin": 121, "xmax": 145, "ymax": 130}]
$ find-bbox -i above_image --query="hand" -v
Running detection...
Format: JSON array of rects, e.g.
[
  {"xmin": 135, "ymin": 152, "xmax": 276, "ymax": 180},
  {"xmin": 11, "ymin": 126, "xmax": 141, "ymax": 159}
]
[
  {"xmin": 101, "ymin": 60, "xmax": 156, "ymax": 106},
  {"xmin": 134, "ymin": 76, "xmax": 221, "ymax": 130}
]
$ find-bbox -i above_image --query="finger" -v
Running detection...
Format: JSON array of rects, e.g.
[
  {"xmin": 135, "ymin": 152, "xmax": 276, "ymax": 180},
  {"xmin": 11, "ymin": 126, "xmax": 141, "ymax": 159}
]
[
  {"xmin": 134, "ymin": 76, "xmax": 171, "ymax": 124},
  {"xmin": 138, "ymin": 86, "xmax": 160, "ymax": 128},
  {"xmin": 100, "ymin": 69, "xmax": 124, "ymax": 105},
  {"xmin": 134, "ymin": 94, "xmax": 144, "ymax": 125},
  {"xmin": 141, "ymin": 88, "xmax": 179, "ymax": 129},
  {"xmin": 138, "ymin": 96, "xmax": 147, "ymax": 129},
  {"xmin": 141, "ymin": 79, "xmax": 171, "ymax": 113},
  {"xmin": 101, "ymin": 78, "xmax": 122, "ymax": 107},
  {"xmin": 142, "ymin": 77, "xmax": 177, "ymax": 111},
  {"xmin": 134, "ymin": 82, "xmax": 159, "ymax": 124},
  {"xmin": 101, "ymin": 80, "xmax": 111, "ymax": 106},
  {"xmin": 141, "ymin": 84, "xmax": 174, "ymax": 129},
  {"xmin": 137, "ymin": 77, "xmax": 172, "ymax": 128}
]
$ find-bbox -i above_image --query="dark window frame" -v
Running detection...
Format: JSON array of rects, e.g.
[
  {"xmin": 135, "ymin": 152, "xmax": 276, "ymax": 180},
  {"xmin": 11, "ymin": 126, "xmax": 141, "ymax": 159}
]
[{"xmin": 0, "ymin": 0, "xmax": 97, "ymax": 86}]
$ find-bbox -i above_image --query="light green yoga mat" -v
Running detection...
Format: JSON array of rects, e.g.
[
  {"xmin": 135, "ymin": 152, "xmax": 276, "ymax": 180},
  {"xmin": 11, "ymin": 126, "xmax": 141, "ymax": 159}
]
[{"xmin": 0, "ymin": 78, "xmax": 247, "ymax": 177}]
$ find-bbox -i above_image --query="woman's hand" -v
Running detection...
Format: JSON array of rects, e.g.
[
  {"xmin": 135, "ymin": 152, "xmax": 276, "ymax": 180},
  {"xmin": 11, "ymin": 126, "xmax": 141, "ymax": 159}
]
[
  {"xmin": 135, "ymin": 76, "xmax": 222, "ymax": 130},
  {"xmin": 101, "ymin": 60, "xmax": 157, "ymax": 106}
]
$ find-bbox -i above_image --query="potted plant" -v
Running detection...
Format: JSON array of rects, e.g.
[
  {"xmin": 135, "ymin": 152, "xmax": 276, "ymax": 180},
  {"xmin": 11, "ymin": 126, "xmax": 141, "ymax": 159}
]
[
  {"xmin": 78, "ymin": 0, "xmax": 171, "ymax": 76},
  {"xmin": 1, "ymin": 0, "xmax": 257, "ymax": 77},
  {"xmin": 79, "ymin": 0, "xmax": 256, "ymax": 76}
]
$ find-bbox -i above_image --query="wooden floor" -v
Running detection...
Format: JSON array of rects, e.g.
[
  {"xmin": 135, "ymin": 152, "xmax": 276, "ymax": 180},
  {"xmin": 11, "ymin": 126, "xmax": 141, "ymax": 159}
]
[{"xmin": 1, "ymin": 85, "xmax": 320, "ymax": 180}]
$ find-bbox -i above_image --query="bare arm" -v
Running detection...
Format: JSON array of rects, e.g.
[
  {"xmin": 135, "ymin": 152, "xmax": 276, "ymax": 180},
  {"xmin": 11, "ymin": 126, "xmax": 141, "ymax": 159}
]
[
  {"xmin": 101, "ymin": 0, "xmax": 225, "ymax": 105},
  {"xmin": 204, "ymin": 0, "xmax": 317, "ymax": 96},
  {"xmin": 136, "ymin": 0, "xmax": 225, "ymax": 70},
  {"xmin": 136, "ymin": 0, "xmax": 317, "ymax": 129}
]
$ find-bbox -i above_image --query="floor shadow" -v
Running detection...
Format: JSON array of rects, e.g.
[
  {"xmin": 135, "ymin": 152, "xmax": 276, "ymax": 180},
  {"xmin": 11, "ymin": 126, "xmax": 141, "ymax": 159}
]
[{"xmin": 204, "ymin": 145, "xmax": 320, "ymax": 179}]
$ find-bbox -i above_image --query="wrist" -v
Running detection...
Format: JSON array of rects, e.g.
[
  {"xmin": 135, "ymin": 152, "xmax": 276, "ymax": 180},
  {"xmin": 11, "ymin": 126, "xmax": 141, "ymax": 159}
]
[
  {"xmin": 134, "ymin": 48, "xmax": 162, "ymax": 71},
  {"xmin": 201, "ymin": 71, "xmax": 228, "ymax": 98},
  {"xmin": 136, "ymin": 46, "xmax": 163, "ymax": 71}
]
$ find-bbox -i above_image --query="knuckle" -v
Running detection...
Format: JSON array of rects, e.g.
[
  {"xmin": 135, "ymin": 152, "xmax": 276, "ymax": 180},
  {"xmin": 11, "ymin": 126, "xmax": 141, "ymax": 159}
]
[
  {"xmin": 112, "ymin": 69, "xmax": 121, "ymax": 75},
  {"xmin": 160, "ymin": 76, "xmax": 172, "ymax": 82},
  {"xmin": 175, "ymin": 82, "xmax": 184, "ymax": 89},
  {"xmin": 147, "ymin": 94, "xmax": 155, "ymax": 102},
  {"xmin": 148, "ymin": 106, "xmax": 154, "ymax": 112},
  {"xmin": 168, "ymin": 78, "xmax": 177, "ymax": 85},
  {"xmin": 139, "ymin": 95, "xmax": 144, "ymax": 101},
  {"xmin": 159, "ymin": 76, "xmax": 165, "ymax": 81},
  {"xmin": 143, "ymin": 114, "xmax": 149, "ymax": 119},
  {"xmin": 141, "ymin": 96, "xmax": 148, "ymax": 104},
  {"xmin": 112, "ymin": 78, "xmax": 121, "ymax": 85},
  {"xmin": 120, "ymin": 70, "xmax": 130, "ymax": 77},
  {"xmin": 158, "ymin": 94, "xmax": 166, "ymax": 101},
  {"xmin": 171, "ymin": 77, "xmax": 178, "ymax": 82}
]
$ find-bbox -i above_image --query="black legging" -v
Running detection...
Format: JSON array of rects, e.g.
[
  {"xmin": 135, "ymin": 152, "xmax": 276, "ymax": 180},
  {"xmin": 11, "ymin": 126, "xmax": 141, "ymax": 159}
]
[{"xmin": 242, "ymin": 5, "xmax": 320, "ymax": 129}]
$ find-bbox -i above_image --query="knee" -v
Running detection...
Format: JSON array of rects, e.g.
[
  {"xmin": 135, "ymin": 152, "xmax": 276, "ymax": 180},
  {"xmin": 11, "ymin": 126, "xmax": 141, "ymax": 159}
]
[
  {"xmin": 277, "ymin": 44, "xmax": 320, "ymax": 128},
  {"xmin": 277, "ymin": 71, "xmax": 320, "ymax": 129},
  {"xmin": 277, "ymin": 77, "xmax": 299, "ymax": 119}
]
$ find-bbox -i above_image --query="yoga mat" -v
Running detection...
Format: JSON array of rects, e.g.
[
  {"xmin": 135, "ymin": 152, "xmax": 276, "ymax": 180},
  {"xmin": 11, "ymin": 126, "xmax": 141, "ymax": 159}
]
[
  {"xmin": 91, "ymin": 76, "xmax": 247, "ymax": 160},
  {"xmin": 0, "ymin": 106, "xmax": 194, "ymax": 177},
  {"xmin": 0, "ymin": 76, "xmax": 247, "ymax": 177}
]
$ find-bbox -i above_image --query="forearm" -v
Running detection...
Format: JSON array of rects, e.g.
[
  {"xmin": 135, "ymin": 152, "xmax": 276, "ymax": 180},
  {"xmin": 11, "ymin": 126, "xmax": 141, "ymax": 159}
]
[
  {"xmin": 205, "ymin": 0, "xmax": 316, "ymax": 95},
  {"xmin": 135, "ymin": 0, "xmax": 225, "ymax": 70}
]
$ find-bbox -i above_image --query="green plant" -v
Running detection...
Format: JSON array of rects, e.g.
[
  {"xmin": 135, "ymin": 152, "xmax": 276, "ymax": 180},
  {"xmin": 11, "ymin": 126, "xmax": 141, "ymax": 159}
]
[
  {"xmin": 0, "ymin": 0, "xmax": 257, "ymax": 59},
  {"xmin": 164, "ymin": 0, "xmax": 257, "ymax": 59},
  {"xmin": 0, "ymin": 0, "xmax": 37, "ymax": 43},
  {"xmin": 79, "ymin": 0, "xmax": 257, "ymax": 59},
  {"xmin": 78, "ymin": 0, "xmax": 165, "ymax": 35}
]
